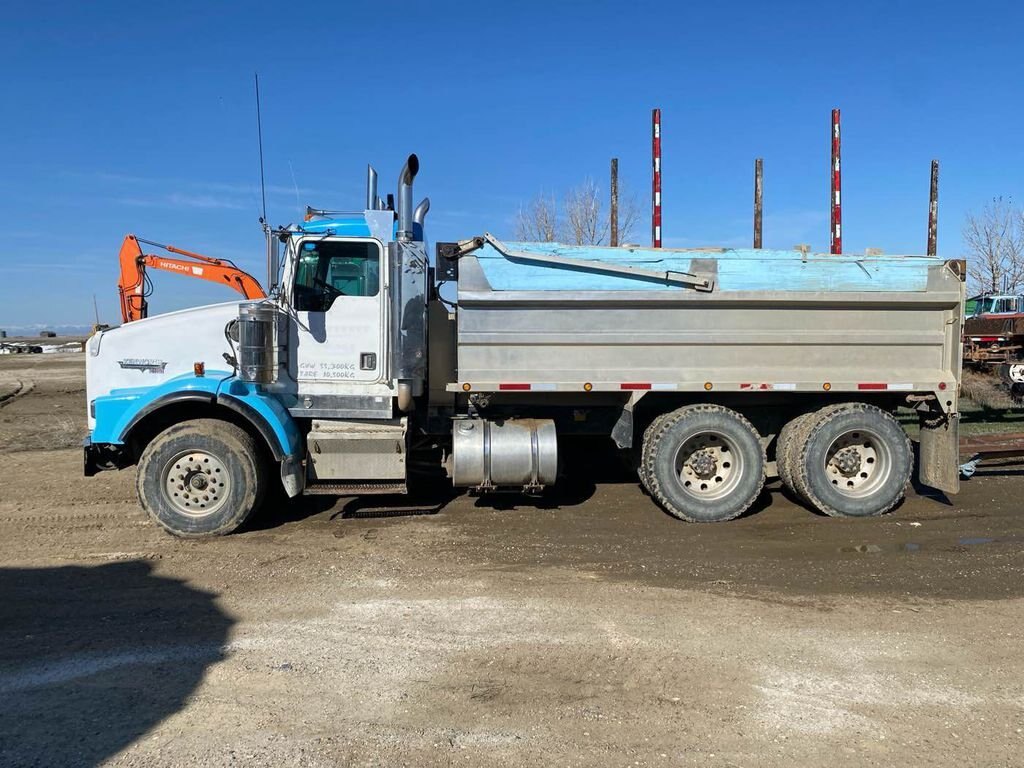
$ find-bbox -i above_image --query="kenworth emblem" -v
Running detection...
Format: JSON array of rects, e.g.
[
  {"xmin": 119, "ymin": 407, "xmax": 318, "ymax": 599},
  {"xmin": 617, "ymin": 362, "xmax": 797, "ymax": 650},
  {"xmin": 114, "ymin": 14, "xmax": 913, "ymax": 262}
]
[{"xmin": 118, "ymin": 358, "xmax": 167, "ymax": 373}]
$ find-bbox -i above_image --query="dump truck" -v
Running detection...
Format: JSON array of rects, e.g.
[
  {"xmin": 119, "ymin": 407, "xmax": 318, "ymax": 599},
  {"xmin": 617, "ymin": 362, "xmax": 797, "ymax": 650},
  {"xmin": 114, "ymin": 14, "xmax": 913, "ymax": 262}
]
[
  {"xmin": 962, "ymin": 292, "xmax": 1024, "ymax": 398},
  {"xmin": 84, "ymin": 155, "xmax": 965, "ymax": 537}
]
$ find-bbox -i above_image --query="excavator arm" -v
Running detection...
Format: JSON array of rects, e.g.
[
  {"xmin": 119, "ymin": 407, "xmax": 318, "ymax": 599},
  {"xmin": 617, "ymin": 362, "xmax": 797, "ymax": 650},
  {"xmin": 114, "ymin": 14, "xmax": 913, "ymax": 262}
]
[{"xmin": 118, "ymin": 234, "xmax": 266, "ymax": 323}]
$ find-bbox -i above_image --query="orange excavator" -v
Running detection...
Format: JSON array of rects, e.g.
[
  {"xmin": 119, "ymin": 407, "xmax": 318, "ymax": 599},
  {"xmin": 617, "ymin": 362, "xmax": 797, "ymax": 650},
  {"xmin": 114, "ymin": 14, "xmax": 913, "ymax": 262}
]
[{"xmin": 118, "ymin": 234, "xmax": 266, "ymax": 323}]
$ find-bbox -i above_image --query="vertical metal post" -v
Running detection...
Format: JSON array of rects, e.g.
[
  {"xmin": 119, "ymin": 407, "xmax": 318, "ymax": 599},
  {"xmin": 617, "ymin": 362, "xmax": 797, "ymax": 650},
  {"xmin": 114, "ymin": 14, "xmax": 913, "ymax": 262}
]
[
  {"xmin": 753, "ymin": 158, "xmax": 763, "ymax": 249},
  {"xmin": 830, "ymin": 108, "xmax": 842, "ymax": 254},
  {"xmin": 652, "ymin": 108, "xmax": 662, "ymax": 248},
  {"xmin": 610, "ymin": 158, "xmax": 619, "ymax": 247},
  {"xmin": 928, "ymin": 159, "xmax": 939, "ymax": 256}
]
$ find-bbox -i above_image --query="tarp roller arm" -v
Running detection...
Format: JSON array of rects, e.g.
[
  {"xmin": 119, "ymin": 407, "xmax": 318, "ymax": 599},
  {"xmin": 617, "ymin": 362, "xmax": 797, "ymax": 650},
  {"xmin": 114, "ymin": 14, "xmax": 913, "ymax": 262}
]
[{"xmin": 481, "ymin": 233, "xmax": 715, "ymax": 292}]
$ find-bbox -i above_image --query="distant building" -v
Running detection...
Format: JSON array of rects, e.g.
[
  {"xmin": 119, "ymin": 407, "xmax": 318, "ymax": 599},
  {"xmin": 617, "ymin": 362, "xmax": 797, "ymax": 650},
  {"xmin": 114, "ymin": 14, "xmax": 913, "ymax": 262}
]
[{"xmin": 40, "ymin": 331, "xmax": 57, "ymax": 338}]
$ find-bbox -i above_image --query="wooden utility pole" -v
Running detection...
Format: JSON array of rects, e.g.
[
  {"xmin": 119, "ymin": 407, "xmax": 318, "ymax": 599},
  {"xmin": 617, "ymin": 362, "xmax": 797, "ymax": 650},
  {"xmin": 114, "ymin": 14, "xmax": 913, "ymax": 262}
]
[
  {"xmin": 753, "ymin": 158, "xmax": 763, "ymax": 248},
  {"xmin": 927, "ymin": 160, "xmax": 939, "ymax": 256},
  {"xmin": 610, "ymin": 158, "xmax": 619, "ymax": 247}
]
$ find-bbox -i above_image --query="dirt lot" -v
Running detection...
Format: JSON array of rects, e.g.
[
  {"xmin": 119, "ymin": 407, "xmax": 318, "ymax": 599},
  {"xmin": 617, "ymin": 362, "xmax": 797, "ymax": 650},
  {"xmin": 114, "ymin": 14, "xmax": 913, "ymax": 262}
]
[{"xmin": 1, "ymin": 355, "xmax": 1023, "ymax": 767}]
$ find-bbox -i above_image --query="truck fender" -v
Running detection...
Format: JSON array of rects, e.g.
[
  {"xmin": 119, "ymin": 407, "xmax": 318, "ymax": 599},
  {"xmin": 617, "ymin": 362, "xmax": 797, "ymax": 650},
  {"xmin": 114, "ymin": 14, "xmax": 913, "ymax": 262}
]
[
  {"xmin": 92, "ymin": 373, "xmax": 227, "ymax": 446},
  {"xmin": 118, "ymin": 391, "xmax": 215, "ymax": 440},
  {"xmin": 97, "ymin": 373, "xmax": 303, "ymax": 496},
  {"xmin": 216, "ymin": 392, "xmax": 305, "ymax": 498},
  {"xmin": 216, "ymin": 394, "xmax": 290, "ymax": 461},
  {"xmin": 215, "ymin": 379, "xmax": 303, "ymax": 462}
]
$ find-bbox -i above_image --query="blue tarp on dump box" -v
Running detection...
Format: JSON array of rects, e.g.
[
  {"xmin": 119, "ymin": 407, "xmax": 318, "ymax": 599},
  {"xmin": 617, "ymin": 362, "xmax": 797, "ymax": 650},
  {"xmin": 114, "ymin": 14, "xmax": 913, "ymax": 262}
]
[{"xmin": 473, "ymin": 241, "xmax": 938, "ymax": 293}]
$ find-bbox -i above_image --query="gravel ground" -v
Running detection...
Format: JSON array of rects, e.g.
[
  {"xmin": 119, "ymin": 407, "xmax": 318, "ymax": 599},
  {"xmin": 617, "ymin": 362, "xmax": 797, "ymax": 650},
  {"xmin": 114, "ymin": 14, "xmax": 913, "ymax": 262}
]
[{"xmin": 1, "ymin": 355, "xmax": 1023, "ymax": 767}]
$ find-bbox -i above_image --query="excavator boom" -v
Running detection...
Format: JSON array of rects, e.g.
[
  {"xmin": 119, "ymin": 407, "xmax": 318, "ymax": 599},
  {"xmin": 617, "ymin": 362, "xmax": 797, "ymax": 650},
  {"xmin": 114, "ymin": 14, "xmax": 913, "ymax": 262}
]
[{"xmin": 118, "ymin": 234, "xmax": 266, "ymax": 323}]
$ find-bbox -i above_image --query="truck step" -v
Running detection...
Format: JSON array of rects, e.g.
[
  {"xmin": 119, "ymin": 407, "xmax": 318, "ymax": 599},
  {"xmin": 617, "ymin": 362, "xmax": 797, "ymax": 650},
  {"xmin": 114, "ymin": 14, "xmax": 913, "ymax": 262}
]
[{"xmin": 303, "ymin": 480, "xmax": 407, "ymax": 496}]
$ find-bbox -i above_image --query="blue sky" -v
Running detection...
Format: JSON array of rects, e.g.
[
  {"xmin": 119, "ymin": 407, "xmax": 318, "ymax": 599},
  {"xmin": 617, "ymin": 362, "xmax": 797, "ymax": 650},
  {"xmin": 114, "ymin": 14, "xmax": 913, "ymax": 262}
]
[{"xmin": 2, "ymin": 0, "xmax": 1022, "ymax": 327}]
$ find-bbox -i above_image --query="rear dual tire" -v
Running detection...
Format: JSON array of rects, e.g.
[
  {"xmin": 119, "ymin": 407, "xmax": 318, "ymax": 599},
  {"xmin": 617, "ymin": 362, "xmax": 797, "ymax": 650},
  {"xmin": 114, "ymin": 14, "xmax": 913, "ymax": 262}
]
[
  {"xmin": 780, "ymin": 403, "xmax": 912, "ymax": 518},
  {"xmin": 641, "ymin": 402, "xmax": 912, "ymax": 522},
  {"xmin": 642, "ymin": 405, "xmax": 765, "ymax": 523}
]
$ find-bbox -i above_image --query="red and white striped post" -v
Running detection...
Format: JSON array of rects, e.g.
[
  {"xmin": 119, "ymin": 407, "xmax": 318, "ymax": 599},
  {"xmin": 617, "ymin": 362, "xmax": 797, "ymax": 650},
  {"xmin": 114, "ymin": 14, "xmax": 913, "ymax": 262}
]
[
  {"xmin": 652, "ymin": 108, "xmax": 662, "ymax": 248},
  {"xmin": 830, "ymin": 108, "xmax": 842, "ymax": 254}
]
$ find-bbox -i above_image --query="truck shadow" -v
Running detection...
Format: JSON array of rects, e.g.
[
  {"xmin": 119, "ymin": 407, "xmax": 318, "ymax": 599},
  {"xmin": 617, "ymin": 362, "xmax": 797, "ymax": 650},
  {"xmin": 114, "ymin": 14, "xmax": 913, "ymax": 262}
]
[
  {"xmin": 333, "ymin": 488, "xmax": 455, "ymax": 520},
  {"xmin": 0, "ymin": 560, "xmax": 232, "ymax": 767},
  {"xmin": 252, "ymin": 438, "xmax": 639, "ymax": 526}
]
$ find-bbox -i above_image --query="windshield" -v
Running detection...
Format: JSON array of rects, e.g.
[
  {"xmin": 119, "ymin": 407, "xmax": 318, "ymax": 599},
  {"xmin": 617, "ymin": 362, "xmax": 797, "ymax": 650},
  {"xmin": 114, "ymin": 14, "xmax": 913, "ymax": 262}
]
[{"xmin": 972, "ymin": 296, "xmax": 1020, "ymax": 316}]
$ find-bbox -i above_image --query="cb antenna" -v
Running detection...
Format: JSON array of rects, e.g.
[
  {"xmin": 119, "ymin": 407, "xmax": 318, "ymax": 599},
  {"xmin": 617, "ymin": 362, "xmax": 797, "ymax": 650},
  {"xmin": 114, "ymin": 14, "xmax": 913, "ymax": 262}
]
[
  {"xmin": 254, "ymin": 73, "xmax": 279, "ymax": 293},
  {"xmin": 255, "ymin": 72, "xmax": 268, "ymax": 227}
]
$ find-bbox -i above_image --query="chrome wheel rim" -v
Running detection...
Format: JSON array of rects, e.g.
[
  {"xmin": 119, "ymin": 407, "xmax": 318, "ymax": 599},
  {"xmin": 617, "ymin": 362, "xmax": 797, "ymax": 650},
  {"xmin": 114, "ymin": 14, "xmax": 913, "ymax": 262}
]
[
  {"xmin": 824, "ymin": 428, "xmax": 891, "ymax": 498},
  {"xmin": 673, "ymin": 431, "xmax": 744, "ymax": 501},
  {"xmin": 161, "ymin": 449, "xmax": 230, "ymax": 517}
]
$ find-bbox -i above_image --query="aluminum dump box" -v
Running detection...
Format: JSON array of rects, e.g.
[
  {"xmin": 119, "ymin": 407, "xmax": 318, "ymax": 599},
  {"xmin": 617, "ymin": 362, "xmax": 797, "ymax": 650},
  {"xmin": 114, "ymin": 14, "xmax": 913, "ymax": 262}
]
[{"xmin": 452, "ymin": 237, "xmax": 963, "ymax": 401}]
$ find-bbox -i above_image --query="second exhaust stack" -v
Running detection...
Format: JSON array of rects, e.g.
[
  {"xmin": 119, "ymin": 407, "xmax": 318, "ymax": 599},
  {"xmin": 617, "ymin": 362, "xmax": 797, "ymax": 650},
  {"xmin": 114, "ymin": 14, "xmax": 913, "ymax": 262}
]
[{"xmin": 397, "ymin": 154, "xmax": 419, "ymax": 241}]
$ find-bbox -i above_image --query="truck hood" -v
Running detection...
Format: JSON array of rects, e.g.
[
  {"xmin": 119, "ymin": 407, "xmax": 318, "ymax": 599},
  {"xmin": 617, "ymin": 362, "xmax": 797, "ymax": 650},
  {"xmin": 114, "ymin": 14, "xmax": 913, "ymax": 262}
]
[{"xmin": 85, "ymin": 302, "xmax": 242, "ymax": 427}]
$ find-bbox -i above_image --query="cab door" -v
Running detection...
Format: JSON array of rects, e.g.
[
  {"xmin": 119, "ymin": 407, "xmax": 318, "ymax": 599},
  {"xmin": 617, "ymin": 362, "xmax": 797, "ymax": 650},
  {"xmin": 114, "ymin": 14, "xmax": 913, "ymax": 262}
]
[{"xmin": 290, "ymin": 237, "xmax": 384, "ymax": 385}]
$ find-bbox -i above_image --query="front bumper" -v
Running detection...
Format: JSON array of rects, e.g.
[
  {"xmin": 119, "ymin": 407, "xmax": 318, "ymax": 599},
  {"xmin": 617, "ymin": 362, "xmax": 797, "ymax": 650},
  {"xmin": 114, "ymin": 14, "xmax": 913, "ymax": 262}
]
[{"xmin": 83, "ymin": 436, "xmax": 128, "ymax": 477}]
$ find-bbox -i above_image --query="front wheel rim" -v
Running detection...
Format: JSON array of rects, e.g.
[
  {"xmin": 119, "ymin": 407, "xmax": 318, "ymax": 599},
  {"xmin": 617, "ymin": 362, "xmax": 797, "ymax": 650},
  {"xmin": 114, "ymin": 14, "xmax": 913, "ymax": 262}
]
[
  {"xmin": 161, "ymin": 449, "xmax": 231, "ymax": 517},
  {"xmin": 823, "ymin": 428, "xmax": 892, "ymax": 498},
  {"xmin": 673, "ymin": 431, "xmax": 745, "ymax": 501}
]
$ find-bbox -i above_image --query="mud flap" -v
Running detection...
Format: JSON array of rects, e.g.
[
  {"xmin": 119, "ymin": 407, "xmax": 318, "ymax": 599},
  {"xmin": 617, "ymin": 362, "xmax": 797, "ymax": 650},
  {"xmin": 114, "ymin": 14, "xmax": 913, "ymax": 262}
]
[
  {"xmin": 611, "ymin": 394, "xmax": 641, "ymax": 450},
  {"xmin": 918, "ymin": 416, "xmax": 960, "ymax": 495},
  {"xmin": 280, "ymin": 455, "xmax": 305, "ymax": 498}
]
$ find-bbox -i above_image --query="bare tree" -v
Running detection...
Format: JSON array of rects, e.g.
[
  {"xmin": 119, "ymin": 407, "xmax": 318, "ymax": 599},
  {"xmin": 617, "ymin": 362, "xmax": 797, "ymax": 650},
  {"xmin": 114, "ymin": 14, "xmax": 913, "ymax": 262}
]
[
  {"xmin": 517, "ymin": 180, "xmax": 641, "ymax": 245},
  {"xmin": 965, "ymin": 197, "xmax": 1024, "ymax": 295},
  {"xmin": 564, "ymin": 178, "xmax": 605, "ymax": 245},
  {"xmin": 515, "ymin": 193, "xmax": 558, "ymax": 242},
  {"xmin": 616, "ymin": 191, "xmax": 641, "ymax": 245}
]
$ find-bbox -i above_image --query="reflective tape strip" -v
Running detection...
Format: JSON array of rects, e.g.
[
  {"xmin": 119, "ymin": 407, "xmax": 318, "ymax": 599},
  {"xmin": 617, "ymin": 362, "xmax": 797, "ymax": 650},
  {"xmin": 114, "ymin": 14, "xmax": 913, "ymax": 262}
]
[
  {"xmin": 453, "ymin": 382, "xmax": 927, "ymax": 394},
  {"xmin": 739, "ymin": 382, "xmax": 797, "ymax": 391}
]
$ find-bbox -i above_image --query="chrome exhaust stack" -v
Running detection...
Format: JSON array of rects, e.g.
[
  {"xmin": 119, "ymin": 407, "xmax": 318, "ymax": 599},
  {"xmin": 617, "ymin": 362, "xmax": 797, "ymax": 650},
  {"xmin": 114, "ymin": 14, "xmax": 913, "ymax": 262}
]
[
  {"xmin": 413, "ymin": 197, "xmax": 430, "ymax": 228},
  {"xmin": 396, "ymin": 154, "xmax": 419, "ymax": 241},
  {"xmin": 366, "ymin": 165, "xmax": 379, "ymax": 210}
]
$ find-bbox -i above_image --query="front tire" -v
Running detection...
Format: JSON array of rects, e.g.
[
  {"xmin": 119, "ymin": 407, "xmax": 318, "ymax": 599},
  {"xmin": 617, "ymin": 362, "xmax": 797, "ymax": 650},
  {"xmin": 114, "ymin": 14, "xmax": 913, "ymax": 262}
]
[
  {"xmin": 136, "ymin": 419, "xmax": 266, "ymax": 537},
  {"xmin": 643, "ymin": 405, "xmax": 765, "ymax": 522},
  {"xmin": 791, "ymin": 403, "xmax": 912, "ymax": 518}
]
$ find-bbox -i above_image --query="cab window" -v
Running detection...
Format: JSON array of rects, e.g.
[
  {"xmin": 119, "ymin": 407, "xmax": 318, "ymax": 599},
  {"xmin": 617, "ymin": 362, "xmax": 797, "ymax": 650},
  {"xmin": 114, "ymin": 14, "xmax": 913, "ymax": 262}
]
[
  {"xmin": 993, "ymin": 297, "xmax": 1016, "ymax": 314},
  {"xmin": 293, "ymin": 240, "xmax": 380, "ymax": 312}
]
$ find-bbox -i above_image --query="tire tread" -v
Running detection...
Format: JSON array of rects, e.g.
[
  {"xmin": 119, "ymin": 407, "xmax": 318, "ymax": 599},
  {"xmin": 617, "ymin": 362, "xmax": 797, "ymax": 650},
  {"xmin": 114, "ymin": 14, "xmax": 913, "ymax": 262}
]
[
  {"xmin": 136, "ymin": 418, "xmax": 265, "ymax": 537},
  {"xmin": 792, "ymin": 402, "xmax": 911, "ymax": 518},
  {"xmin": 642, "ymin": 404, "xmax": 765, "ymax": 523}
]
